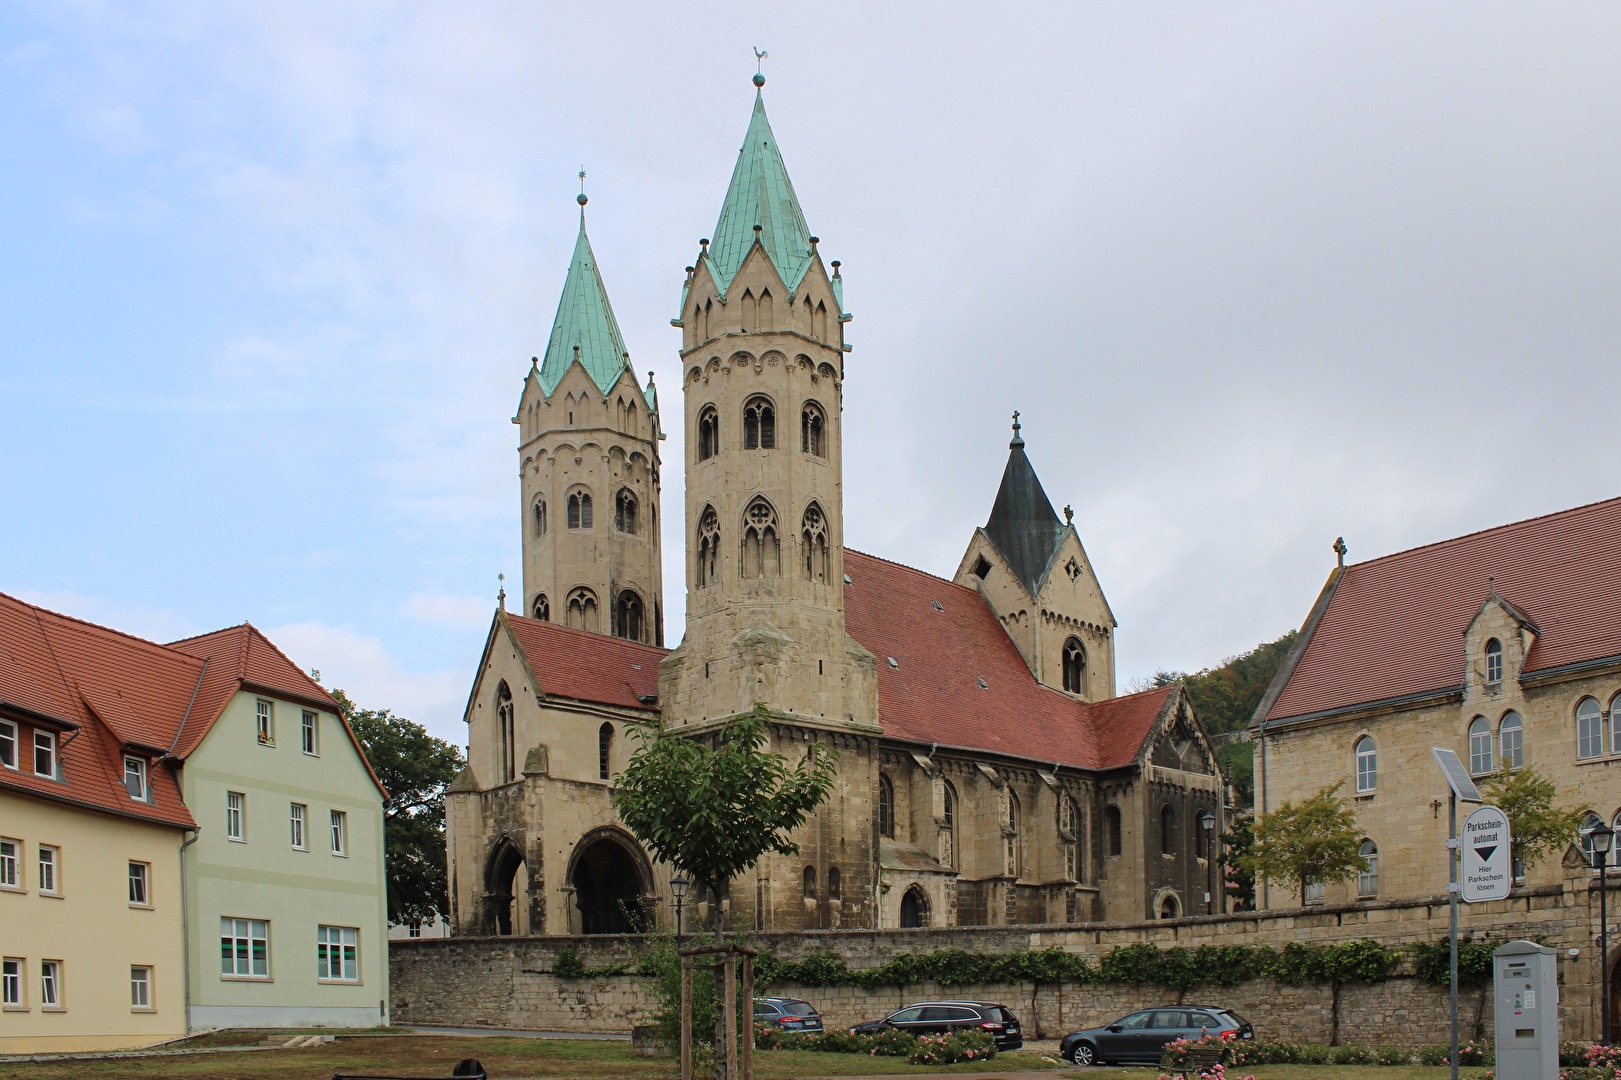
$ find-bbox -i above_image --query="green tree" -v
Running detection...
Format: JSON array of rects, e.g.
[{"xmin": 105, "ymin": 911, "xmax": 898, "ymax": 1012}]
[
  {"xmin": 612, "ymin": 702, "xmax": 839, "ymax": 1078},
  {"xmin": 1221, "ymin": 813, "xmax": 1256, "ymax": 910},
  {"xmin": 1479, "ymin": 761, "xmax": 1591, "ymax": 873},
  {"xmin": 1243, "ymin": 782, "xmax": 1366, "ymax": 906},
  {"xmin": 329, "ymin": 688, "xmax": 465, "ymax": 926}
]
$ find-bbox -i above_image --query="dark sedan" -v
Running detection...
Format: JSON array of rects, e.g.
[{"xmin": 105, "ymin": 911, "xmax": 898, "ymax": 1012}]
[
  {"xmin": 1060, "ymin": 1006, "xmax": 1253, "ymax": 1066},
  {"xmin": 850, "ymin": 1000, "xmax": 1023, "ymax": 1050}
]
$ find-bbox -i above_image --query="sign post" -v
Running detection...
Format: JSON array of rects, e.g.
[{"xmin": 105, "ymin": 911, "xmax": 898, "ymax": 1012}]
[{"xmin": 1433, "ymin": 748, "xmax": 1485, "ymax": 1080}]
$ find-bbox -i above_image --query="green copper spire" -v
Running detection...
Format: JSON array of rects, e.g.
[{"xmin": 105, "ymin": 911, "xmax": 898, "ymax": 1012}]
[
  {"xmin": 707, "ymin": 86, "xmax": 814, "ymax": 297},
  {"xmin": 538, "ymin": 214, "xmax": 631, "ymax": 397}
]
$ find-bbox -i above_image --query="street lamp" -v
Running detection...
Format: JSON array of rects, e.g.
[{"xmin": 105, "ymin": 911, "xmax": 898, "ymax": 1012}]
[
  {"xmin": 670, "ymin": 875, "xmax": 689, "ymax": 947},
  {"xmin": 1592, "ymin": 822, "xmax": 1614, "ymax": 1046},
  {"xmin": 1198, "ymin": 811, "xmax": 1217, "ymax": 915}
]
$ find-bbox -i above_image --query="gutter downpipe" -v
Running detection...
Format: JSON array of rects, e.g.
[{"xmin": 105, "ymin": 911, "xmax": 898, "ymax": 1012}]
[{"xmin": 179, "ymin": 827, "xmax": 201, "ymax": 1032}]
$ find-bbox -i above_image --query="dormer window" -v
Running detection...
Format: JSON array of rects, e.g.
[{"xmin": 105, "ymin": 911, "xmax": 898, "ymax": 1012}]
[
  {"xmin": 1484, "ymin": 638, "xmax": 1503, "ymax": 684},
  {"xmin": 0, "ymin": 720, "xmax": 14, "ymax": 769},
  {"xmin": 124, "ymin": 756, "xmax": 148, "ymax": 801},
  {"xmin": 33, "ymin": 731, "xmax": 56, "ymax": 778}
]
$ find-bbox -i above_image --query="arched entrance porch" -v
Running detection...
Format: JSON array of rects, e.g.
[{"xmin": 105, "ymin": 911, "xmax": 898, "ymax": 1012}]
[
  {"xmin": 567, "ymin": 828, "xmax": 653, "ymax": 934},
  {"xmin": 484, "ymin": 837, "xmax": 533, "ymax": 936}
]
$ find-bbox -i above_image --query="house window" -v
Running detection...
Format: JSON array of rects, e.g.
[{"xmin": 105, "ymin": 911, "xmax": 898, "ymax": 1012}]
[
  {"xmin": 130, "ymin": 966, "xmax": 152, "ymax": 1010},
  {"xmin": 124, "ymin": 756, "xmax": 148, "ymax": 800},
  {"xmin": 290, "ymin": 803, "xmax": 307, "ymax": 850},
  {"xmin": 0, "ymin": 839, "xmax": 18, "ymax": 889},
  {"xmin": 697, "ymin": 406, "xmax": 720, "ymax": 461},
  {"xmin": 1484, "ymin": 639, "xmax": 1503, "ymax": 684},
  {"xmin": 740, "ymin": 498, "xmax": 780, "ymax": 578},
  {"xmin": 567, "ymin": 490, "xmax": 593, "ymax": 529},
  {"xmin": 255, "ymin": 700, "xmax": 274, "ymax": 745},
  {"xmin": 878, "ymin": 774, "xmax": 895, "ymax": 838},
  {"xmin": 1612, "ymin": 694, "xmax": 1621, "ymax": 755},
  {"xmin": 1304, "ymin": 880, "xmax": 1325, "ymax": 904},
  {"xmin": 33, "ymin": 730, "xmax": 56, "ymax": 778},
  {"xmin": 1500, "ymin": 711, "xmax": 1524, "ymax": 768},
  {"xmin": 1578, "ymin": 697, "xmax": 1605, "ymax": 759},
  {"xmin": 301, "ymin": 711, "xmax": 319, "ymax": 756},
  {"xmin": 1467, "ymin": 716, "xmax": 1493, "ymax": 775},
  {"xmin": 2, "ymin": 959, "xmax": 20, "ymax": 1008},
  {"xmin": 1582, "ymin": 812, "xmax": 1607, "ymax": 865},
  {"xmin": 1354, "ymin": 736, "xmax": 1377, "ymax": 793},
  {"xmin": 39, "ymin": 960, "xmax": 61, "ymax": 1008},
  {"xmin": 598, "ymin": 723, "xmax": 613, "ymax": 781},
  {"xmin": 220, "ymin": 917, "xmax": 269, "ymax": 978},
  {"xmin": 330, "ymin": 810, "xmax": 348, "ymax": 856},
  {"xmin": 407, "ymin": 922, "xmax": 422, "ymax": 938},
  {"xmin": 532, "ymin": 593, "xmax": 550, "ymax": 621},
  {"xmin": 0, "ymin": 719, "xmax": 15, "ymax": 769},
  {"xmin": 128, "ymin": 861, "xmax": 150, "ymax": 906},
  {"xmin": 697, "ymin": 506, "xmax": 721, "ymax": 587},
  {"xmin": 615, "ymin": 489, "xmax": 637, "ymax": 534},
  {"xmin": 38, "ymin": 845, "xmax": 58, "ymax": 895},
  {"xmin": 1062, "ymin": 638, "xmax": 1086, "ymax": 695},
  {"xmin": 226, "ymin": 792, "xmax": 245, "ymax": 842},
  {"xmin": 801, "ymin": 402, "xmax": 825, "ymax": 456},
  {"xmin": 1357, "ymin": 840, "xmax": 1379, "ymax": 897},
  {"xmin": 743, "ymin": 396, "xmax": 776, "ymax": 449},
  {"xmin": 317, "ymin": 925, "xmax": 360, "ymax": 982},
  {"xmin": 1105, "ymin": 805, "xmax": 1123, "ymax": 856}
]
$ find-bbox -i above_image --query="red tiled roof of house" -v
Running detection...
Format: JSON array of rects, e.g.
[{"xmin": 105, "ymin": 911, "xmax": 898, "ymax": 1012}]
[
  {"xmin": 1266, "ymin": 496, "xmax": 1621, "ymax": 722},
  {"xmin": 503, "ymin": 612, "xmax": 665, "ymax": 711}
]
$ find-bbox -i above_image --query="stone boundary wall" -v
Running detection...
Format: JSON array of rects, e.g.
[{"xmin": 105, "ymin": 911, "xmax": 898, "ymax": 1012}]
[{"xmin": 391, "ymin": 877, "xmax": 1613, "ymax": 1045}]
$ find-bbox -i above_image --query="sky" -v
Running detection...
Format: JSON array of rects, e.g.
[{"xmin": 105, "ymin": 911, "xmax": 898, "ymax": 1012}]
[{"xmin": 4, "ymin": 3, "xmax": 1618, "ymax": 749}]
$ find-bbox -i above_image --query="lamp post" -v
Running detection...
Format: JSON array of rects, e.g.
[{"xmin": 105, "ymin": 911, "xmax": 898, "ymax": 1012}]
[
  {"xmin": 1199, "ymin": 811, "xmax": 1217, "ymax": 915},
  {"xmin": 1593, "ymin": 823, "xmax": 1614, "ymax": 1046},
  {"xmin": 671, "ymin": 875, "xmax": 689, "ymax": 947}
]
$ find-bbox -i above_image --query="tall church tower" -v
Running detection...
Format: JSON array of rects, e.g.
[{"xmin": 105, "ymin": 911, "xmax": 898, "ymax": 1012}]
[
  {"xmin": 659, "ymin": 74, "xmax": 880, "ymax": 930},
  {"xmin": 514, "ymin": 194, "xmax": 664, "ymax": 645}
]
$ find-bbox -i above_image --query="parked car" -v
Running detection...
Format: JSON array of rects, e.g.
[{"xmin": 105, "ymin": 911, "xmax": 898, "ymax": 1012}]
[
  {"xmin": 1059, "ymin": 1006, "xmax": 1253, "ymax": 1066},
  {"xmin": 849, "ymin": 1000, "xmax": 1023, "ymax": 1050},
  {"xmin": 753, "ymin": 996, "xmax": 824, "ymax": 1033}
]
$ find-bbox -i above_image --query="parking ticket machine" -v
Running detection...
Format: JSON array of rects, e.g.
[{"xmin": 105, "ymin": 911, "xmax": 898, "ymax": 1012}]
[{"xmin": 1493, "ymin": 939, "xmax": 1559, "ymax": 1080}]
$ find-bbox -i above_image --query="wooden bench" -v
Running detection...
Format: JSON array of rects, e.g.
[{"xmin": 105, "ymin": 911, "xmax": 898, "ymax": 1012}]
[
  {"xmin": 1165, "ymin": 1044, "xmax": 1227, "ymax": 1077},
  {"xmin": 333, "ymin": 1060, "xmax": 487, "ymax": 1080}
]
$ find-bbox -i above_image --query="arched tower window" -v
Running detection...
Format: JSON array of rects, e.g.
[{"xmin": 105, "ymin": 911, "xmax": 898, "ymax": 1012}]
[
  {"xmin": 566, "ymin": 587, "xmax": 598, "ymax": 632},
  {"xmin": 532, "ymin": 499, "xmax": 547, "ymax": 537},
  {"xmin": 801, "ymin": 503, "xmax": 829, "ymax": 582},
  {"xmin": 598, "ymin": 723, "xmax": 613, "ymax": 781},
  {"xmin": 1105, "ymin": 805, "xmax": 1123, "ymax": 856},
  {"xmin": 802, "ymin": 402, "xmax": 825, "ymax": 456},
  {"xmin": 532, "ymin": 594, "xmax": 549, "ymax": 621},
  {"xmin": 741, "ymin": 498, "xmax": 780, "ymax": 578},
  {"xmin": 1160, "ymin": 804, "xmax": 1175, "ymax": 855},
  {"xmin": 1005, "ymin": 791, "xmax": 1021, "ymax": 877},
  {"xmin": 615, "ymin": 590, "xmax": 644, "ymax": 643},
  {"xmin": 878, "ymin": 774, "xmax": 895, "ymax": 839},
  {"xmin": 743, "ymin": 396, "xmax": 775, "ymax": 450},
  {"xmin": 1468, "ymin": 716, "xmax": 1493, "ymax": 775},
  {"xmin": 1354, "ymin": 736, "xmax": 1377, "ymax": 792},
  {"xmin": 1062, "ymin": 638, "xmax": 1087, "ymax": 694},
  {"xmin": 567, "ymin": 490, "xmax": 593, "ymax": 530},
  {"xmin": 496, "ymin": 681, "xmax": 515, "ymax": 783},
  {"xmin": 941, "ymin": 781, "xmax": 957, "ymax": 868},
  {"xmin": 697, "ymin": 506, "xmax": 720, "ymax": 587},
  {"xmin": 615, "ymin": 489, "xmax": 637, "ymax": 534},
  {"xmin": 697, "ymin": 405, "xmax": 719, "ymax": 461},
  {"xmin": 1485, "ymin": 638, "xmax": 1503, "ymax": 684}
]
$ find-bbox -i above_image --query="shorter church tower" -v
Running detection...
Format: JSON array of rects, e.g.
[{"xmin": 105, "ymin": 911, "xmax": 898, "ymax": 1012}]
[{"xmin": 515, "ymin": 192, "xmax": 664, "ymax": 644}]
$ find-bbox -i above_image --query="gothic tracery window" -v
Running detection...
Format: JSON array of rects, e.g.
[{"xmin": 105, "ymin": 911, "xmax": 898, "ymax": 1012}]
[
  {"xmin": 801, "ymin": 503, "xmax": 829, "ymax": 582},
  {"xmin": 615, "ymin": 489, "xmax": 637, "ymax": 534},
  {"xmin": 743, "ymin": 396, "xmax": 776, "ymax": 450},
  {"xmin": 532, "ymin": 593, "xmax": 549, "ymax": 621},
  {"xmin": 566, "ymin": 587, "xmax": 598, "ymax": 631},
  {"xmin": 1062, "ymin": 638, "xmax": 1086, "ymax": 695},
  {"xmin": 697, "ymin": 506, "xmax": 720, "ymax": 587},
  {"xmin": 801, "ymin": 402, "xmax": 825, "ymax": 456},
  {"xmin": 940, "ymin": 781, "xmax": 957, "ymax": 868},
  {"xmin": 1005, "ymin": 791, "xmax": 1022, "ymax": 877},
  {"xmin": 496, "ymin": 681, "xmax": 516, "ymax": 783},
  {"xmin": 741, "ymin": 497, "xmax": 780, "ymax": 578},
  {"xmin": 568, "ymin": 490, "xmax": 593, "ymax": 530},
  {"xmin": 698, "ymin": 406, "xmax": 719, "ymax": 461},
  {"xmin": 878, "ymin": 774, "xmax": 895, "ymax": 839},
  {"xmin": 615, "ymin": 590, "xmax": 644, "ymax": 642}
]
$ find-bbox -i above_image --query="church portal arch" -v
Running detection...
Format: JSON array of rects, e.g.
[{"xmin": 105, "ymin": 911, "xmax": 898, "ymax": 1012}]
[
  {"xmin": 484, "ymin": 836, "xmax": 529, "ymax": 936},
  {"xmin": 899, "ymin": 884, "xmax": 929, "ymax": 928},
  {"xmin": 566, "ymin": 827, "xmax": 653, "ymax": 934}
]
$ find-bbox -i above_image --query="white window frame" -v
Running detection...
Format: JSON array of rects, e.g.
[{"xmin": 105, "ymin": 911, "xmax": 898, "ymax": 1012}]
[
  {"xmin": 33, "ymin": 730, "xmax": 56, "ymax": 778},
  {"xmin": 39, "ymin": 960, "xmax": 61, "ymax": 1009},
  {"xmin": 124, "ymin": 756, "xmax": 148, "ymax": 801},
  {"xmin": 1304, "ymin": 879, "xmax": 1325, "ymax": 904},
  {"xmin": 0, "ymin": 838, "xmax": 19, "ymax": 890},
  {"xmin": 1500, "ymin": 711, "xmax": 1525, "ymax": 769},
  {"xmin": 301, "ymin": 711, "xmax": 319, "ymax": 756},
  {"xmin": 1467, "ymin": 717, "xmax": 1494, "ymax": 775},
  {"xmin": 1578, "ymin": 698, "xmax": 1605, "ymax": 760},
  {"xmin": 129, "ymin": 861, "xmax": 151, "ymax": 907},
  {"xmin": 1485, "ymin": 639, "xmax": 1503, "ymax": 684},
  {"xmin": 2, "ymin": 958, "xmax": 21, "ymax": 1009},
  {"xmin": 38, "ymin": 844, "xmax": 59, "ymax": 895},
  {"xmin": 290, "ymin": 803, "xmax": 308, "ymax": 850},
  {"xmin": 1354, "ymin": 737, "xmax": 1377, "ymax": 793},
  {"xmin": 1357, "ymin": 840, "xmax": 1379, "ymax": 897},
  {"xmin": 0, "ymin": 719, "xmax": 15, "ymax": 769},
  {"xmin": 316, "ymin": 924, "xmax": 360, "ymax": 983},
  {"xmin": 226, "ymin": 791, "xmax": 246, "ymax": 842},
  {"xmin": 256, "ymin": 699, "xmax": 274, "ymax": 746},
  {"xmin": 330, "ymin": 810, "xmax": 348, "ymax": 857},
  {"xmin": 130, "ymin": 965, "xmax": 153, "ymax": 1011},
  {"xmin": 219, "ymin": 917, "xmax": 269, "ymax": 979}
]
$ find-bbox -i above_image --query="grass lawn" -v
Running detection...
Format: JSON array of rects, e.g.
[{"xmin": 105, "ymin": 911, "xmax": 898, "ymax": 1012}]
[{"xmin": 0, "ymin": 1035, "xmax": 1499, "ymax": 1080}]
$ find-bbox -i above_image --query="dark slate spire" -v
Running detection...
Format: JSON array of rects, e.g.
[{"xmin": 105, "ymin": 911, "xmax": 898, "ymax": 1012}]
[{"xmin": 984, "ymin": 412, "xmax": 1066, "ymax": 595}]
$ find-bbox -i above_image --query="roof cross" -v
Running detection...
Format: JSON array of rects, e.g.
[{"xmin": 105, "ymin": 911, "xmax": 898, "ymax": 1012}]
[
  {"xmin": 1010, "ymin": 410, "xmax": 1024, "ymax": 448},
  {"xmin": 1333, "ymin": 536, "xmax": 1348, "ymax": 567}
]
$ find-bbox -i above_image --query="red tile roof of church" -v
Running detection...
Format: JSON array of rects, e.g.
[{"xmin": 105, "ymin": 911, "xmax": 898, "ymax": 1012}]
[
  {"xmin": 1265, "ymin": 496, "xmax": 1621, "ymax": 722},
  {"xmin": 503, "ymin": 612, "xmax": 664, "ymax": 711}
]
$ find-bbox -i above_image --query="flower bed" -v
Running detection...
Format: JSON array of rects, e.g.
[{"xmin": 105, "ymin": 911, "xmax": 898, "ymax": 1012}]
[{"xmin": 753, "ymin": 1023, "xmax": 996, "ymax": 1064}]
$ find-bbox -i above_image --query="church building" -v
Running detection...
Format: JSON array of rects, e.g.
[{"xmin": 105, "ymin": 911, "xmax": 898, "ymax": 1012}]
[{"xmin": 444, "ymin": 75, "xmax": 1226, "ymax": 936}]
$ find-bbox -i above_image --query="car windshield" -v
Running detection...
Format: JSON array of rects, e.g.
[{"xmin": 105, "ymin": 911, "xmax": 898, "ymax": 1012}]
[{"xmin": 781, "ymin": 1002, "xmax": 817, "ymax": 1016}]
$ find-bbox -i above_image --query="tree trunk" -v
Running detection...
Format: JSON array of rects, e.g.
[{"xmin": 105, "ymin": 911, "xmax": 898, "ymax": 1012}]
[{"xmin": 713, "ymin": 887, "xmax": 729, "ymax": 1080}]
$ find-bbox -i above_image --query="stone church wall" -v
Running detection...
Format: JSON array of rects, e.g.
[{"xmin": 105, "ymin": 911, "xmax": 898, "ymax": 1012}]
[{"xmin": 392, "ymin": 876, "xmax": 1613, "ymax": 1044}]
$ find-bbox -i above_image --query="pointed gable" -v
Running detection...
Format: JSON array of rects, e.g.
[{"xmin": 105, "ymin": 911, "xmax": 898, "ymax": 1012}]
[
  {"xmin": 538, "ymin": 218, "xmax": 632, "ymax": 397},
  {"xmin": 501, "ymin": 611, "xmax": 663, "ymax": 712},
  {"xmin": 983, "ymin": 424, "xmax": 1066, "ymax": 596},
  {"xmin": 706, "ymin": 87, "xmax": 815, "ymax": 299}
]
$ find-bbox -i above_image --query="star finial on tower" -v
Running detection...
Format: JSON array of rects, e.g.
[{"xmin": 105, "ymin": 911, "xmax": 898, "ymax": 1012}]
[
  {"xmin": 753, "ymin": 47, "xmax": 768, "ymax": 87},
  {"xmin": 577, "ymin": 167, "xmax": 588, "ymax": 208},
  {"xmin": 497, "ymin": 572, "xmax": 507, "ymax": 608}
]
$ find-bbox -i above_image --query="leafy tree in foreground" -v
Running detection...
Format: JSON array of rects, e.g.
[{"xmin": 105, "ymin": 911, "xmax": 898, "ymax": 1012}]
[
  {"xmin": 613, "ymin": 701, "xmax": 839, "ymax": 1079},
  {"xmin": 1479, "ymin": 761, "xmax": 1590, "ymax": 874},
  {"xmin": 1221, "ymin": 813, "xmax": 1256, "ymax": 910},
  {"xmin": 330, "ymin": 687, "xmax": 465, "ymax": 926},
  {"xmin": 1243, "ymin": 782, "xmax": 1366, "ymax": 907}
]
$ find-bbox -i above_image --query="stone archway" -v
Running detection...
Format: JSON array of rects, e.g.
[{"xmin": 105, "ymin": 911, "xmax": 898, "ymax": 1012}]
[
  {"xmin": 567, "ymin": 828, "xmax": 652, "ymax": 934},
  {"xmin": 899, "ymin": 885, "xmax": 929, "ymax": 928},
  {"xmin": 484, "ymin": 837, "xmax": 530, "ymax": 936},
  {"xmin": 1154, "ymin": 888, "xmax": 1182, "ymax": 920}
]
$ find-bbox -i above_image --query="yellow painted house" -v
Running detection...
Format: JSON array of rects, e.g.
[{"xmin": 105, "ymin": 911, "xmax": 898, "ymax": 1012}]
[{"xmin": 0, "ymin": 593, "xmax": 388, "ymax": 1052}]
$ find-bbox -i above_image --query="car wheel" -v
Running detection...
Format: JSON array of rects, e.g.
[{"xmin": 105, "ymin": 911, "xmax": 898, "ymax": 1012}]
[{"xmin": 1069, "ymin": 1041, "xmax": 1098, "ymax": 1067}]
